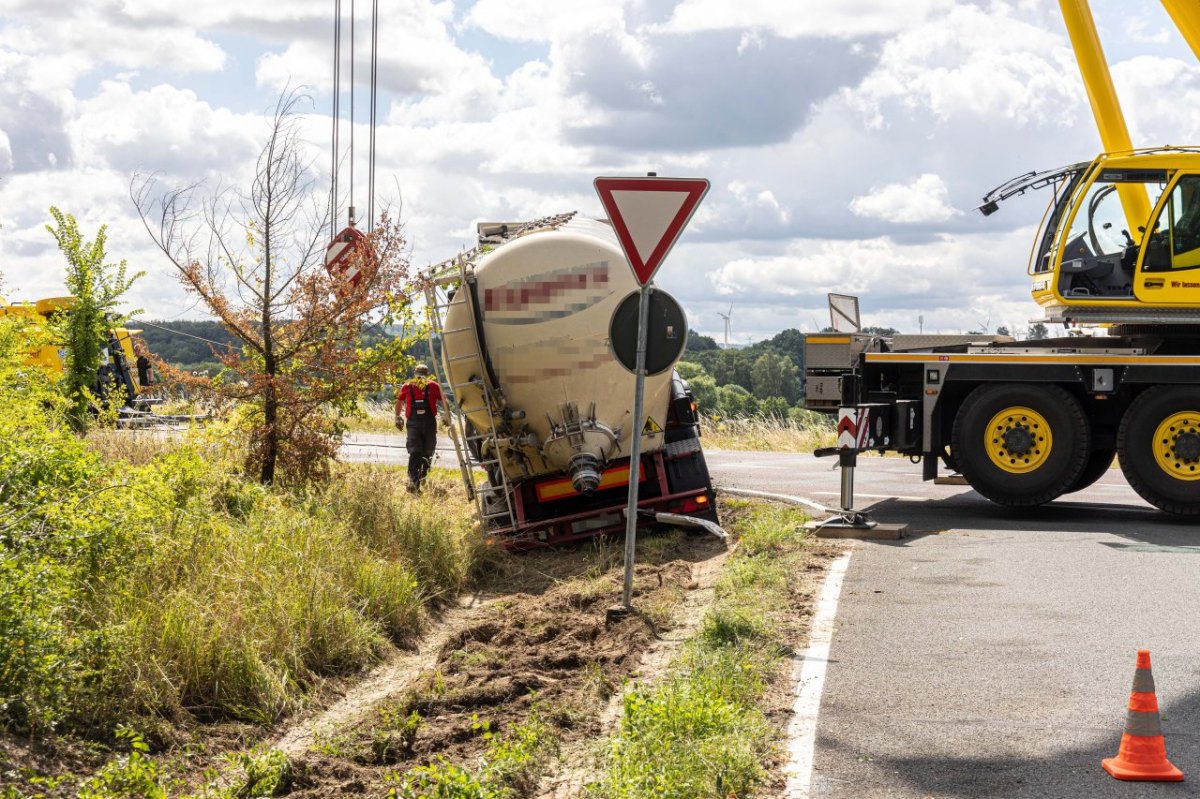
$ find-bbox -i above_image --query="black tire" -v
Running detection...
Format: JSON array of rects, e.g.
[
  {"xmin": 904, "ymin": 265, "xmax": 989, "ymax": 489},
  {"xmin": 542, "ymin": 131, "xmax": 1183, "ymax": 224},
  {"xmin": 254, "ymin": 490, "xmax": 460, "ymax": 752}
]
[
  {"xmin": 951, "ymin": 383, "xmax": 1090, "ymax": 506},
  {"xmin": 1064, "ymin": 447, "xmax": 1116, "ymax": 494},
  {"xmin": 1117, "ymin": 387, "xmax": 1200, "ymax": 515}
]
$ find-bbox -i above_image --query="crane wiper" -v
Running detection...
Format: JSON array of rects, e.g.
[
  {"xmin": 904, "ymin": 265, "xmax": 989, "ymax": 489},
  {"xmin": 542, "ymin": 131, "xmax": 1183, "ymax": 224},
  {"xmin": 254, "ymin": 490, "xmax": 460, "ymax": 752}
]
[{"xmin": 977, "ymin": 161, "xmax": 1090, "ymax": 216}]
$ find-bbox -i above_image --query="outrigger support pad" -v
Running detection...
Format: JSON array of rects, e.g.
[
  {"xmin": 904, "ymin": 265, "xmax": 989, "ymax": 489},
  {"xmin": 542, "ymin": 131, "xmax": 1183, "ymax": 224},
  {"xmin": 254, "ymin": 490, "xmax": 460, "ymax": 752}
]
[
  {"xmin": 811, "ymin": 445, "xmax": 878, "ymax": 531},
  {"xmin": 807, "ymin": 376, "xmax": 905, "ymax": 539}
]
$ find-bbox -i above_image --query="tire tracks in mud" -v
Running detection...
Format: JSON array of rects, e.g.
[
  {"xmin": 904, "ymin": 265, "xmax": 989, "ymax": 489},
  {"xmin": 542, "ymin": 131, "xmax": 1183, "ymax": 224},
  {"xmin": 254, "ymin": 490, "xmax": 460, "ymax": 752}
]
[{"xmin": 270, "ymin": 593, "xmax": 501, "ymax": 758}]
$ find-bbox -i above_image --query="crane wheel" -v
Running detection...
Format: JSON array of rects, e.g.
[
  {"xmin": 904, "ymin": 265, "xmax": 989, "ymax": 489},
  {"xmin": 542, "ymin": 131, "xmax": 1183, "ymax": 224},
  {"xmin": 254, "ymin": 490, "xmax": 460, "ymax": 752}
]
[
  {"xmin": 951, "ymin": 384, "xmax": 1090, "ymax": 506},
  {"xmin": 1064, "ymin": 447, "xmax": 1116, "ymax": 494},
  {"xmin": 1117, "ymin": 387, "xmax": 1200, "ymax": 515}
]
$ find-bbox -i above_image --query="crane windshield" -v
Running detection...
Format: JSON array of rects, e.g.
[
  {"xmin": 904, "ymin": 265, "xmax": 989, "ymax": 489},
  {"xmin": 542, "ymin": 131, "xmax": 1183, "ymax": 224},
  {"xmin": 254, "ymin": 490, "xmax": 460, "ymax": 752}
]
[
  {"xmin": 1036, "ymin": 166, "xmax": 1168, "ymax": 274},
  {"xmin": 1064, "ymin": 173, "xmax": 1167, "ymax": 258}
]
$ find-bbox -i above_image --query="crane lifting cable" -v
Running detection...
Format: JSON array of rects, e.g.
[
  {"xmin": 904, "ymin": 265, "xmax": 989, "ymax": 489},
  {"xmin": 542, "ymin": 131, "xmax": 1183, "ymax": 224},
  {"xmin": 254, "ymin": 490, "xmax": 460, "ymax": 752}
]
[
  {"xmin": 327, "ymin": 0, "xmax": 381, "ymax": 281},
  {"xmin": 330, "ymin": 0, "xmax": 341, "ymax": 239},
  {"xmin": 329, "ymin": 0, "xmax": 380, "ymax": 233},
  {"xmin": 369, "ymin": 0, "xmax": 379, "ymax": 228}
]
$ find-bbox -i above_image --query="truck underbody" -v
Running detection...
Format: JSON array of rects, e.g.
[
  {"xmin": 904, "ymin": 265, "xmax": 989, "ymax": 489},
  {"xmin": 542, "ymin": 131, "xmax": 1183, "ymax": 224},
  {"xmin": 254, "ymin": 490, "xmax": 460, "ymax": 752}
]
[
  {"xmin": 472, "ymin": 373, "xmax": 719, "ymax": 548},
  {"xmin": 805, "ymin": 330, "xmax": 1200, "ymax": 516}
]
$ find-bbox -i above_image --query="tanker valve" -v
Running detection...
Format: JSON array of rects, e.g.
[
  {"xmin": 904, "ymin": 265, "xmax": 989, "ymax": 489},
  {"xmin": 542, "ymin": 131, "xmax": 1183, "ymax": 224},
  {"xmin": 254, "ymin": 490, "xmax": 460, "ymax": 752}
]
[{"xmin": 569, "ymin": 453, "xmax": 603, "ymax": 495}]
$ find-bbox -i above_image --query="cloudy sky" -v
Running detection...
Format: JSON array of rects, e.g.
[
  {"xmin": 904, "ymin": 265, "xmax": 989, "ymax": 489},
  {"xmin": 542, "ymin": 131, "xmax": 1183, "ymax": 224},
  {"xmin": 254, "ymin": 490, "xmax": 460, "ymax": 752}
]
[{"xmin": 2, "ymin": 0, "xmax": 1198, "ymax": 342}]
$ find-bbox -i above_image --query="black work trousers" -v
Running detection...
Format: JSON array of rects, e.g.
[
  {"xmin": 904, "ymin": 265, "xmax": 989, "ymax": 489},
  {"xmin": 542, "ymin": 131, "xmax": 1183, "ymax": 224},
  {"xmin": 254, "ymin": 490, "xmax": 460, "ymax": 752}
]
[{"xmin": 406, "ymin": 420, "xmax": 437, "ymax": 489}]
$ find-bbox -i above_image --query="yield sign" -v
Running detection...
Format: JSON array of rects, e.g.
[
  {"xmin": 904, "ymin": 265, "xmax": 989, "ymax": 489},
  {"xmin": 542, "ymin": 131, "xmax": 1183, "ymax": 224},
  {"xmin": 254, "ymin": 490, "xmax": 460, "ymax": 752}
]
[{"xmin": 594, "ymin": 176, "xmax": 709, "ymax": 285}]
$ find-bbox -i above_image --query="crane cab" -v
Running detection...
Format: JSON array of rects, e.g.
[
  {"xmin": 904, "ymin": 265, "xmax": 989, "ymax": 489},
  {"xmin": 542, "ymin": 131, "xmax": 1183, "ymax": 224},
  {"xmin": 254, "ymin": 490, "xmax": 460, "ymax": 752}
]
[{"xmin": 1027, "ymin": 148, "xmax": 1200, "ymax": 322}]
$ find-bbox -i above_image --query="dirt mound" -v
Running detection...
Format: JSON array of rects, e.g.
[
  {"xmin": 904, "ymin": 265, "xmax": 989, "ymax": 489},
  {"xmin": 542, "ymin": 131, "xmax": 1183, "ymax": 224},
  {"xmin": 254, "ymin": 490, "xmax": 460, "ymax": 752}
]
[{"xmin": 287, "ymin": 542, "xmax": 715, "ymax": 797}]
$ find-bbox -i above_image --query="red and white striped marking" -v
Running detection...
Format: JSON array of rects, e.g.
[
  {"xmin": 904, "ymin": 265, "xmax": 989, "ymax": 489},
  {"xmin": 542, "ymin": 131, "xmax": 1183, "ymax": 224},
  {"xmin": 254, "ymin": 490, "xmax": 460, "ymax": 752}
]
[
  {"xmin": 837, "ymin": 407, "xmax": 857, "ymax": 449},
  {"xmin": 325, "ymin": 226, "xmax": 370, "ymax": 286},
  {"xmin": 856, "ymin": 407, "xmax": 871, "ymax": 450}
]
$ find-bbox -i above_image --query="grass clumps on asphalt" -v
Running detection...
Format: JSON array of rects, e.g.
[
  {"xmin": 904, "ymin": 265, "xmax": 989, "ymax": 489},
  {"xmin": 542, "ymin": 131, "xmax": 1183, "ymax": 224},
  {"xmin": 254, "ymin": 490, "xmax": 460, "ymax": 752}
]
[{"xmin": 590, "ymin": 500, "xmax": 812, "ymax": 799}]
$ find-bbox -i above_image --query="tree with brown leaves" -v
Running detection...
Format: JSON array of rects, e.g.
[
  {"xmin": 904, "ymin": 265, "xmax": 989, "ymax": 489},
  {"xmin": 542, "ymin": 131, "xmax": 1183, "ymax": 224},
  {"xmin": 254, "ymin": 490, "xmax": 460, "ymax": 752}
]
[{"xmin": 134, "ymin": 90, "xmax": 415, "ymax": 484}]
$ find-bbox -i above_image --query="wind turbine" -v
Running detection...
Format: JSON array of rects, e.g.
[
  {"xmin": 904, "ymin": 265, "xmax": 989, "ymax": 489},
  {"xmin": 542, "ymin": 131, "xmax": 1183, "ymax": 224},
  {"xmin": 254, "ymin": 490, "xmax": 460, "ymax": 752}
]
[{"xmin": 717, "ymin": 304, "xmax": 733, "ymax": 348}]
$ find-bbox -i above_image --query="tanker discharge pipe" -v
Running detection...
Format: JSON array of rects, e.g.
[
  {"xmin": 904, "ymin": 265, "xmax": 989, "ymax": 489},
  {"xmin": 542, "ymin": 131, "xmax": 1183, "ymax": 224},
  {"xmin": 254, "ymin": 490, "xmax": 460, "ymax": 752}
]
[{"xmin": 569, "ymin": 452, "xmax": 603, "ymax": 495}]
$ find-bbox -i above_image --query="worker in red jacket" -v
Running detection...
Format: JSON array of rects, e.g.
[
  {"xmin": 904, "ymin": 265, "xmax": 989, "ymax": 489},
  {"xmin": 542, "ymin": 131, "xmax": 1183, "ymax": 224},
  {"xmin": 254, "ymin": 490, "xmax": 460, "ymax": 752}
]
[{"xmin": 395, "ymin": 363, "xmax": 444, "ymax": 492}]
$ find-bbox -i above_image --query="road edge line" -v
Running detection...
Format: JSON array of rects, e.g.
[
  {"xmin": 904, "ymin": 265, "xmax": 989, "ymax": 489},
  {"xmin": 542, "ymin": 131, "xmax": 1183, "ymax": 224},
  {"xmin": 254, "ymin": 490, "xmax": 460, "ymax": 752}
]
[
  {"xmin": 783, "ymin": 550, "xmax": 852, "ymax": 798},
  {"xmin": 719, "ymin": 486, "xmax": 832, "ymax": 514}
]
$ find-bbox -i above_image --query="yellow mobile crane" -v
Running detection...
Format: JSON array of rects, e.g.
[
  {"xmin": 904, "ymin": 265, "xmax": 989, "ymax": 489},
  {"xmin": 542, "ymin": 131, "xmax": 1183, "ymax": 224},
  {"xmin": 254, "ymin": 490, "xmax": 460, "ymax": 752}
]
[
  {"xmin": 0, "ymin": 295, "xmax": 154, "ymax": 409},
  {"xmin": 980, "ymin": 0, "xmax": 1200, "ymax": 321},
  {"xmin": 804, "ymin": 0, "xmax": 1200, "ymax": 517}
]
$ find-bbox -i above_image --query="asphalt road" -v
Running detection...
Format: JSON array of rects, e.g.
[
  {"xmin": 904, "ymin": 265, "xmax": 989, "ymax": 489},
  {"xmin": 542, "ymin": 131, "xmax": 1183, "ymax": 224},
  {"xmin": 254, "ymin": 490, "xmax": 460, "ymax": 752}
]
[
  {"xmin": 705, "ymin": 449, "xmax": 1200, "ymax": 799},
  {"xmin": 345, "ymin": 435, "xmax": 1200, "ymax": 796}
]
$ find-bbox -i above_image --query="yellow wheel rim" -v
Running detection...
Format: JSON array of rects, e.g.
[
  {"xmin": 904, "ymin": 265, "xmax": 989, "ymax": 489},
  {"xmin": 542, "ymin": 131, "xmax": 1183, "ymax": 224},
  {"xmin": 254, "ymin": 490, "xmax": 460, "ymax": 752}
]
[
  {"xmin": 1152, "ymin": 411, "xmax": 1200, "ymax": 481},
  {"xmin": 984, "ymin": 406, "xmax": 1053, "ymax": 474}
]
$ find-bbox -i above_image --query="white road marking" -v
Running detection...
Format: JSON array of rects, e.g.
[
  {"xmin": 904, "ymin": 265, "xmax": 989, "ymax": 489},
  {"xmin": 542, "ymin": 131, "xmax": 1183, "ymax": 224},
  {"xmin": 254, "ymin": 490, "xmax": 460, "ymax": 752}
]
[
  {"xmin": 784, "ymin": 551, "xmax": 852, "ymax": 799},
  {"xmin": 717, "ymin": 487, "xmax": 832, "ymax": 514}
]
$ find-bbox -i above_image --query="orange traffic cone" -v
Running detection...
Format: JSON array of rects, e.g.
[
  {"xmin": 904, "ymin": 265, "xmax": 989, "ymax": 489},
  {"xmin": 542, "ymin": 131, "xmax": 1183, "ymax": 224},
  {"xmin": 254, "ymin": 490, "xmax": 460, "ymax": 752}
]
[{"xmin": 1102, "ymin": 649, "xmax": 1184, "ymax": 781}]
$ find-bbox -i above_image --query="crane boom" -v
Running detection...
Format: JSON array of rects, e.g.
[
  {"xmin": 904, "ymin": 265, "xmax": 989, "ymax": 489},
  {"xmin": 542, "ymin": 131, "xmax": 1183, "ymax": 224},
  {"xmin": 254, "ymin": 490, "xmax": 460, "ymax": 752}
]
[
  {"xmin": 1058, "ymin": 0, "xmax": 1152, "ymax": 235},
  {"xmin": 1161, "ymin": 0, "xmax": 1200, "ymax": 63}
]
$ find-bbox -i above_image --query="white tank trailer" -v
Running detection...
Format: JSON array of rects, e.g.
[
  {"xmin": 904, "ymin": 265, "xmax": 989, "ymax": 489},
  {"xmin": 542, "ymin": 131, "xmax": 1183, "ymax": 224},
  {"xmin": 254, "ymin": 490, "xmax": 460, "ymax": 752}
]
[{"xmin": 428, "ymin": 214, "xmax": 718, "ymax": 547}]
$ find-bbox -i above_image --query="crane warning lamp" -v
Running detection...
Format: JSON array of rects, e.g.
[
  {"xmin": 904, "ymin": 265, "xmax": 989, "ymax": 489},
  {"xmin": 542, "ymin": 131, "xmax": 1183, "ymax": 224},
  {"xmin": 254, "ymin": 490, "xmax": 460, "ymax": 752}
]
[{"xmin": 325, "ymin": 226, "xmax": 372, "ymax": 286}]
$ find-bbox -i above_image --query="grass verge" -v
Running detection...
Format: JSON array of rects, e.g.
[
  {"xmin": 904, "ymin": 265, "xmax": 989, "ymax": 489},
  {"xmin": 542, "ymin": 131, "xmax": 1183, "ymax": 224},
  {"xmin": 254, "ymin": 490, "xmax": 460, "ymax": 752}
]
[
  {"xmin": 2, "ymin": 386, "xmax": 482, "ymax": 738},
  {"xmin": 588, "ymin": 499, "xmax": 814, "ymax": 799}
]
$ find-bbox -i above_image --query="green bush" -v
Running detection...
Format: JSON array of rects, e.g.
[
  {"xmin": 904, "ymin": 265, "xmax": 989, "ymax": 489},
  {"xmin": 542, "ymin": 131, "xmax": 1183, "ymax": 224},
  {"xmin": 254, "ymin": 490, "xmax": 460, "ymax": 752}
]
[
  {"xmin": 77, "ymin": 727, "xmax": 171, "ymax": 799},
  {"xmin": 0, "ymin": 319, "xmax": 482, "ymax": 732}
]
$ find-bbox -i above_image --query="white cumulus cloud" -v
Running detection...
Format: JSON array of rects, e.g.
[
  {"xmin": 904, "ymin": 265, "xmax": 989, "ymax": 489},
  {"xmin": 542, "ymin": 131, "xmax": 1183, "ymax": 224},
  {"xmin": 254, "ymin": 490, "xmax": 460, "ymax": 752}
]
[
  {"xmin": 849, "ymin": 173, "xmax": 960, "ymax": 224},
  {"xmin": 663, "ymin": 0, "xmax": 953, "ymax": 38}
]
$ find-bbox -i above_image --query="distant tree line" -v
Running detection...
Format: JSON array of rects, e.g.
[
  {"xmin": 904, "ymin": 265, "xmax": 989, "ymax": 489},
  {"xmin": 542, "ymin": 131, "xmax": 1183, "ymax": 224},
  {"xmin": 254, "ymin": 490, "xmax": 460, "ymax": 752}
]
[
  {"xmin": 138, "ymin": 319, "xmax": 402, "ymax": 374},
  {"xmin": 679, "ymin": 329, "xmax": 811, "ymax": 420},
  {"xmin": 677, "ymin": 321, "xmax": 1052, "ymax": 420},
  {"xmin": 133, "ymin": 320, "xmax": 237, "ymax": 371}
]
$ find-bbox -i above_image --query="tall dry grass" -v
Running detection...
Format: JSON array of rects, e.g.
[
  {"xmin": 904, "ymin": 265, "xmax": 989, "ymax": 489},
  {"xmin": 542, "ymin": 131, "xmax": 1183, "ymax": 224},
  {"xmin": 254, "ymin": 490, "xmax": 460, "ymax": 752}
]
[
  {"xmin": 99, "ymin": 458, "xmax": 487, "ymax": 725},
  {"xmin": 4, "ymin": 401, "xmax": 487, "ymax": 731},
  {"xmin": 699, "ymin": 413, "xmax": 835, "ymax": 453},
  {"xmin": 342, "ymin": 398, "xmax": 398, "ymax": 433}
]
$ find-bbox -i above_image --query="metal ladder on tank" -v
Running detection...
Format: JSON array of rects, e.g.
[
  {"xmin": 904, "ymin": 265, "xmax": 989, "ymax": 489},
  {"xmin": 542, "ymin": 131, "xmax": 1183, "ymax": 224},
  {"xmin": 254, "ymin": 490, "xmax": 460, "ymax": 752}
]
[{"xmin": 423, "ymin": 259, "xmax": 517, "ymax": 533}]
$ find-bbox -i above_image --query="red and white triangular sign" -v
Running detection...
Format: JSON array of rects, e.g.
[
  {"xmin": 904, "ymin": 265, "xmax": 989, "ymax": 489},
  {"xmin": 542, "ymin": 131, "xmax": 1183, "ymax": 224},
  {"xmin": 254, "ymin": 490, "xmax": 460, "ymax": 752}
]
[{"xmin": 594, "ymin": 176, "xmax": 709, "ymax": 286}]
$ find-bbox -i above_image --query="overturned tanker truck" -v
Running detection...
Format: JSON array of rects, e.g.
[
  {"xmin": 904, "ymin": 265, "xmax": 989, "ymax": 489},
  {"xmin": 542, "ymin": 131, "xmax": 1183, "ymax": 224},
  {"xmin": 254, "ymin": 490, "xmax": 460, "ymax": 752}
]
[{"xmin": 421, "ymin": 213, "xmax": 719, "ymax": 547}]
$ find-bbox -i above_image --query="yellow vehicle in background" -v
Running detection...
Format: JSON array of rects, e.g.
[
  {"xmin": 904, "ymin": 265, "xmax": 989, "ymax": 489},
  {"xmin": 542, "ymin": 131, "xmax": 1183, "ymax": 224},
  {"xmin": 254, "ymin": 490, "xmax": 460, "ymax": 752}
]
[{"xmin": 0, "ymin": 295, "xmax": 155, "ymax": 410}]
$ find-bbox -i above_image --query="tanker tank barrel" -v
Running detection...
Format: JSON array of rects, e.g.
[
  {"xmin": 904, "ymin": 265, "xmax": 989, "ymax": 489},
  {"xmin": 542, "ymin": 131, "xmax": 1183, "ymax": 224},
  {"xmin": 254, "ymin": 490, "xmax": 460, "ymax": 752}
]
[{"xmin": 431, "ymin": 213, "xmax": 719, "ymax": 544}]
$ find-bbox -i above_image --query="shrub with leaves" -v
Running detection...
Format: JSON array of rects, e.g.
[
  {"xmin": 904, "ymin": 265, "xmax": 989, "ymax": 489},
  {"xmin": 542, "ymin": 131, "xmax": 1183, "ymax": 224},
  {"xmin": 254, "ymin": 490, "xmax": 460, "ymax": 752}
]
[
  {"xmin": 0, "ymin": 317, "xmax": 480, "ymax": 732},
  {"xmin": 44, "ymin": 207, "xmax": 142, "ymax": 431}
]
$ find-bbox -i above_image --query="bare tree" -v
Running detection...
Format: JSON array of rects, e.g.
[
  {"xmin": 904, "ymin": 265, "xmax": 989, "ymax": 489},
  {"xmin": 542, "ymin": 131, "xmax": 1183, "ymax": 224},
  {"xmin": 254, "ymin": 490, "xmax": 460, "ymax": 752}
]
[{"xmin": 134, "ymin": 89, "xmax": 414, "ymax": 484}]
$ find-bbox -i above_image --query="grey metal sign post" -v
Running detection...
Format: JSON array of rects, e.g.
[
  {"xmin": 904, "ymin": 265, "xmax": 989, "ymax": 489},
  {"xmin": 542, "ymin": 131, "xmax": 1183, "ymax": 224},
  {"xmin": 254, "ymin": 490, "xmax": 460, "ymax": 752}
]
[
  {"xmin": 594, "ymin": 175, "xmax": 709, "ymax": 611},
  {"xmin": 622, "ymin": 284, "xmax": 652, "ymax": 609}
]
